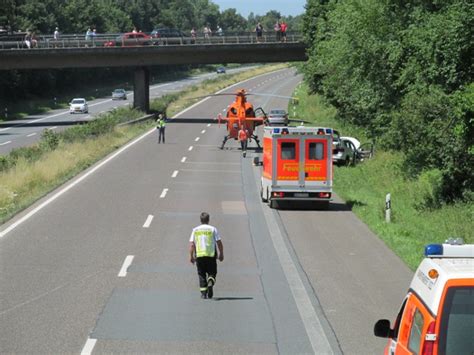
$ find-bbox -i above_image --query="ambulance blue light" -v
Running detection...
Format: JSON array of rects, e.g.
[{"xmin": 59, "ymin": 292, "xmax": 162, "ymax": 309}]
[
  {"xmin": 273, "ymin": 128, "xmax": 280, "ymax": 134},
  {"xmin": 326, "ymin": 128, "xmax": 332, "ymax": 134},
  {"xmin": 425, "ymin": 244, "xmax": 443, "ymax": 256}
]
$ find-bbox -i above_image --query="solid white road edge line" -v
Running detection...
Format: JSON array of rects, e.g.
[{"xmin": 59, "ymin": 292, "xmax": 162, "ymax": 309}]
[
  {"xmin": 160, "ymin": 188, "xmax": 168, "ymax": 198},
  {"xmin": 81, "ymin": 338, "xmax": 97, "ymax": 355},
  {"xmin": 0, "ymin": 141, "xmax": 11, "ymax": 146},
  {"xmin": 0, "ymin": 128, "xmax": 155, "ymax": 238},
  {"xmin": 118, "ymin": 255, "xmax": 134, "ymax": 277},
  {"xmin": 172, "ymin": 170, "xmax": 179, "ymax": 178},
  {"xmin": 261, "ymin": 206, "xmax": 334, "ymax": 354},
  {"xmin": 143, "ymin": 215, "xmax": 154, "ymax": 228},
  {"xmin": 0, "ymin": 68, "xmax": 289, "ymax": 239}
]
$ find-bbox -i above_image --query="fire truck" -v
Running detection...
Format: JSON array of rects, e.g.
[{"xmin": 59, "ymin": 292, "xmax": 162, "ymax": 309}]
[{"xmin": 255, "ymin": 126, "xmax": 333, "ymax": 208}]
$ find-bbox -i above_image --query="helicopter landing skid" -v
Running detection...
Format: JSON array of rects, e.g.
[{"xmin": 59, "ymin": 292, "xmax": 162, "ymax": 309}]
[{"xmin": 251, "ymin": 135, "xmax": 261, "ymax": 149}]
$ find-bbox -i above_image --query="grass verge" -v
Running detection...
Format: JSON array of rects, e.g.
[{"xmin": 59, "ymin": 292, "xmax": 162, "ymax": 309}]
[
  {"xmin": 0, "ymin": 64, "xmax": 288, "ymax": 225},
  {"xmin": 293, "ymin": 82, "xmax": 473, "ymax": 270}
]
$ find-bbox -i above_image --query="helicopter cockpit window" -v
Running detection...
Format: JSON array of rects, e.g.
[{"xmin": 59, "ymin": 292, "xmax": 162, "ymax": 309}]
[
  {"xmin": 230, "ymin": 107, "xmax": 237, "ymax": 115},
  {"xmin": 281, "ymin": 142, "xmax": 296, "ymax": 160},
  {"xmin": 246, "ymin": 108, "xmax": 255, "ymax": 116}
]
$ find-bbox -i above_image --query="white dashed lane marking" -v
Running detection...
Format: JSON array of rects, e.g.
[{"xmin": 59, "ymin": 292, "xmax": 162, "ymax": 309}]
[
  {"xmin": 181, "ymin": 157, "xmax": 187, "ymax": 163},
  {"xmin": 27, "ymin": 133, "xmax": 37, "ymax": 137},
  {"xmin": 188, "ymin": 146, "xmax": 193, "ymax": 151},
  {"xmin": 195, "ymin": 137, "xmax": 200, "ymax": 142},
  {"xmin": 80, "ymin": 338, "xmax": 97, "ymax": 355},
  {"xmin": 172, "ymin": 170, "xmax": 179, "ymax": 178},
  {"xmin": 207, "ymin": 123, "xmax": 211, "ymax": 127},
  {"xmin": 201, "ymin": 130, "xmax": 206, "ymax": 134},
  {"xmin": 143, "ymin": 215, "xmax": 154, "ymax": 228},
  {"xmin": 118, "ymin": 255, "xmax": 134, "ymax": 277},
  {"xmin": 0, "ymin": 141, "xmax": 11, "ymax": 146},
  {"xmin": 160, "ymin": 188, "xmax": 169, "ymax": 198}
]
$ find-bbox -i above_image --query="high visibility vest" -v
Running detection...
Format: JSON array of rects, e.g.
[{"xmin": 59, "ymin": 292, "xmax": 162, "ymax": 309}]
[
  {"xmin": 193, "ymin": 227, "xmax": 216, "ymax": 257},
  {"xmin": 158, "ymin": 119, "xmax": 166, "ymax": 128}
]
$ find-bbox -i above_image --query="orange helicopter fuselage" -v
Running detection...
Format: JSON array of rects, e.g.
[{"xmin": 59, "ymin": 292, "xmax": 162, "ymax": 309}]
[{"xmin": 225, "ymin": 91, "xmax": 262, "ymax": 139}]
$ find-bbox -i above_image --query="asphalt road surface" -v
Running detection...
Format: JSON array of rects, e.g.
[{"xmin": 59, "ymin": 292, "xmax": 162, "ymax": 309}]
[
  {"xmin": 0, "ymin": 66, "xmax": 255, "ymax": 155},
  {"xmin": 0, "ymin": 68, "xmax": 413, "ymax": 354}
]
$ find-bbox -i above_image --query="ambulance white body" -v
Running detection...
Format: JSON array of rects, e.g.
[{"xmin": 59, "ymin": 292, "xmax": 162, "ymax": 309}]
[
  {"xmin": 374, "ymin": 239, "xmax": 474, "ymax": 355},
  {"xmin": 259, "ymin": 126, "xmax": 333, "ymax": 208}
]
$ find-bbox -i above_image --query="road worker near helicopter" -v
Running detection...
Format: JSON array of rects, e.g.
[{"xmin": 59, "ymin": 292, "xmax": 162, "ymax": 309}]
[{"xmin": 189, "ymin": 212, "xmax": 224, "ymax": 299}]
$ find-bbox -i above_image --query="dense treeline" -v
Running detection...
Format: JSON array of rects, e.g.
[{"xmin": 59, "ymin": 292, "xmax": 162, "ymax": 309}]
[
  {"xmin": 0, "ymin": 0, "xmax": 302, "ymax": 103},
  {"xmin": 303, "ymin": 0, "xmax": 473, "ymax": 204}
]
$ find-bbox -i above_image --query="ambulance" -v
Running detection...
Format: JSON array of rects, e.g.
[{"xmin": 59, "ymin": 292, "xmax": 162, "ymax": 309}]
[
  {"xmin": 374, "ymin": 239, "xmax": 474, "ymax": 355},
  {"xmin": 255, "ymin": 126, "xmax": 333, "ymax": 208}
]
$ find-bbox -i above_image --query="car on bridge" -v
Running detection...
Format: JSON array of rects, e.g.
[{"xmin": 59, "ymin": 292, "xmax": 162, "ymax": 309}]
[
  {"xmin": 374, "ymin": 239, "xmax": 474, "ymax": 355},
  {"xmin": 151, "ymin": 28, "xmax": 191, "ymax": 45},
  {"xmin": 69, "ymin": 98, "xmax": 88, "ymax": 114},
  {"xmin": 104, "ymin": 32, "xmax": 153, "ymax": 47}
]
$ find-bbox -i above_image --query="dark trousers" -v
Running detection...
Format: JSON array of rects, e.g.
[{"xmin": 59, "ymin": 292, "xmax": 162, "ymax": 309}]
[
  {"xmin": 158, "ymin": 127, "xmax": 165, "ymax": 143},
  {"xmin": 196, "ymin": 256, "xmax": 217, "ymax": 291},
  {"xmin": 240, "ymin": 140, "xmax": 247, "ymax": 151}
]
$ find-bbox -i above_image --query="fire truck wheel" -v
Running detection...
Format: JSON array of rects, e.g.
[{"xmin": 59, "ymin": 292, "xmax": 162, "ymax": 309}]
[
  {"xmin": 269, "ymin": 200, "xmax": 277, "ymax": 209},
  {"xmin": 260, "ymin": 187, "xmax": 268, "ymax": 202}
]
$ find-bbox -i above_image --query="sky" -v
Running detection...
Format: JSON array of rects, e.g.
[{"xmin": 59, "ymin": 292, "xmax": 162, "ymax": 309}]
[{"xmin": 211, "ymin": 0, "xmax": 307, "ymax": 18}]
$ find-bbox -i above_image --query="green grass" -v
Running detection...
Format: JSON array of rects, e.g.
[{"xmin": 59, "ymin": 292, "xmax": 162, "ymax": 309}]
[
  {"xmin": 293, "ymin": 82, "xmax": 473, "ymax": 270},
  {"xmin": 0, "ymin": 64, "xmax": 288, "ymax": 225}
]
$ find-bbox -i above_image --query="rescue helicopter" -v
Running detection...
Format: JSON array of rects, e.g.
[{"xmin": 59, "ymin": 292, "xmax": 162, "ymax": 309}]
[{"xmin": 199, "ymin": 89, "xmax": 298, "ymax": 149}]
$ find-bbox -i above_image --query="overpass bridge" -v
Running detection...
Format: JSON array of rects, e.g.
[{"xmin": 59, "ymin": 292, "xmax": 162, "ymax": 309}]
[{"xmin": 0, "ymin": 33, "xmax": 307, "ymax": 112}]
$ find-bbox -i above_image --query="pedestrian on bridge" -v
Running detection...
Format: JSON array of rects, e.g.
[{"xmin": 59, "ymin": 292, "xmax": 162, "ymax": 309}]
[
  {"xmin": 189, "ymin": 212, "xmax": 224, "ymax": 299},
  {"xmin": 156, "ymin": 113, "xmax": 166, "ymax": 143}
]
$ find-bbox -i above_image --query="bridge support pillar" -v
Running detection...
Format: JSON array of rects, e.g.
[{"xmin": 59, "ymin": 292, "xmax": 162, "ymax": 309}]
[{"xmin": 133, "ymin": 67, "xmax": 150, "ymax": 113}]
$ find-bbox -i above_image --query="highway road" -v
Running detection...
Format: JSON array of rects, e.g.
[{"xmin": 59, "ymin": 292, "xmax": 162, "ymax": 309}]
[
  {"xmin": 0, "ymin": 68, "xmax": 412, "ymax": 354},
  {"xmin": 0, "ymin": 66, "xmax": 254, "ymax": 155}
]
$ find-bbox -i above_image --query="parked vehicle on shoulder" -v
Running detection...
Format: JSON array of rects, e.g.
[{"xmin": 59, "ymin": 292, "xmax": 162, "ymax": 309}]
[
  {"xmin": 112, "ymin": 89, "xmax": 127, "ymax": 100},
  {"xmin": 267, "ymin": 109, "xmax": 288, "ymax": 126},
  {"xmin": 374, "ymin": 238, "xmax": 473, "ymax": 355},
  {"xmin": 332, "ymin": 130, "xmax": 357, "ymax": 166},
  {"xmin": 69, "ymin": 98, "xmax": 88, "ymax": 114},
  {"xmin": 104, "ymin": 32, "xmax": 153, "ymax": 47}
]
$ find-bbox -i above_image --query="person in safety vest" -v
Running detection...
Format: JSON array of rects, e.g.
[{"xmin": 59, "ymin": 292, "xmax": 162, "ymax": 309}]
[
  {"xmin": 238, "ymin": 125, "xmax": 249, "ymax": 157},
  {"xmin": 156, "ymin": 113, "xmax": 166, "ymax": 143},
  {"xmin": 189, "ymin": 212, "xmax": 224, "ymax": 299}
]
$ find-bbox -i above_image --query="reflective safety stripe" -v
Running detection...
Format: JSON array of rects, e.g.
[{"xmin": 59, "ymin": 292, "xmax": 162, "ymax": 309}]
[
  {"xmin": 200, "ymin": 287, "xmax": 208, "ymax": 291},
  {"xmin": 194, "ymin": 229, "xmax": 215, "ymax": 257}
]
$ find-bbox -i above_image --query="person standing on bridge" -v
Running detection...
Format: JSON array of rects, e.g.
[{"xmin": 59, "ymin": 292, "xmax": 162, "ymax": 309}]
[
  {"xmin": 274, "ymin": 20, "xmax": 281, "ymax": 42},
  {"xmin": 280, "ymin": 21, "xmax": 288, "ymax": 42},
  {"xmin": 156, "ymin": 113, "xmax": 166, "ymax": 143},
  {"xmin": 255, "ymin": 22, "xmax": 265, "ymax": 43},
  {"xmin": 189, "ymin": 212, "xmax": 224, "ymax": 299}
]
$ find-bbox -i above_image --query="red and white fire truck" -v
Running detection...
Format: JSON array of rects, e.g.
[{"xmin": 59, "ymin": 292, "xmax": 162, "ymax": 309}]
[{"xmin": 255, "ymin": 126, "xmax": 333, "ymax": 208}]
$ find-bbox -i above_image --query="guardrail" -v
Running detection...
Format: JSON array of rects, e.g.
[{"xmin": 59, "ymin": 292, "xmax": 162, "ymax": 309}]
[{"xmin": 0, "ymin": 31, "xmax": 303, "ymax": 50}]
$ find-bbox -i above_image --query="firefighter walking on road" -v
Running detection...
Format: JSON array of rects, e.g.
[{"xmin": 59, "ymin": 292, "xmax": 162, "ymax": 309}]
[
  {"xmin": 189, "ymin": 212, "xmax": 224, "ymax": 299},
  {"xmin": 238, "ymin": 125, "xmax": 249, "ymax": 157},
  {"xmin": 157, "ymin": 113, "xmax": 166, "ymax": 143}
]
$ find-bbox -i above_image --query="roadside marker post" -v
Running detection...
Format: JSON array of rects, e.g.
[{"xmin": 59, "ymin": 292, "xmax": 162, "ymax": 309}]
[{"xmin": 385, "ymin": 193, "xmax": 391, "ymax": 223}]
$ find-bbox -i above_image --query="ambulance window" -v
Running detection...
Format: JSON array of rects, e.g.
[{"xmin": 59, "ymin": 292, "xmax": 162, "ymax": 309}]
[
  {"xmin": 438, "ymin": 286, "xmax": 474, "ymax": 355},
  {"xmin": 308, "ymin": 142, "xmax": 324, "ymax": 160},
  {"xmin": 281, "ymin": 142, "xmax": 296, "ymax": 160},
  {"xmin": 408, "ymin": 309, "xmax": 424, "ymax": 354},
  {"xmin": 392, "ymin": 298, "xmax": 408, "ymax": 340}
]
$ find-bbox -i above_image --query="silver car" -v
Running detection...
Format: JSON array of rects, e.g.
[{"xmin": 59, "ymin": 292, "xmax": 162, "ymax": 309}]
[
  {"xmin": 332, "ymin": 130, "xmax": 358, "ymax": 166},
  {"xmin": 267, "ymin": 109, "xmax": 288, "ymax": 126},
  {"xmin": 112, "ymin": 89, "xmax": 127, "ymax": 100},
  {"xmin": 69, "ymin": 98, "xmax": 88, "ymax": 114}
]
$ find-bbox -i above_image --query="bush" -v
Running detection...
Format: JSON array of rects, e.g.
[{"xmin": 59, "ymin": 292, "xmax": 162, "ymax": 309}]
[{"xmin": 40, "ymin": 129, "xmax": 60, "ymax": 151}]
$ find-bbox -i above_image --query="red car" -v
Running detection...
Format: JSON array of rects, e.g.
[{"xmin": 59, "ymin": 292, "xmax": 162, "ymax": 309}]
[{"xmin": 104, "ymin": 32, "xmax": 153, "ymax": 47}]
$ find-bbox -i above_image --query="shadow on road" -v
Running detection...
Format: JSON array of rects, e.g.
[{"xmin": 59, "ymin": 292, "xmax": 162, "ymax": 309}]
[
  {"xmin": 213, "ymin": 297, "xmax": 254, "ymax": 301},
  {"xmin": 0, "ymin": 120, "xmax": 89, "ymax": 129},
  {"xmin": 274, "ymin": 200, "xmax": 366, "ymax": 212}
]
